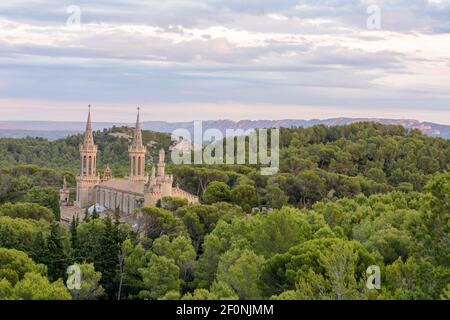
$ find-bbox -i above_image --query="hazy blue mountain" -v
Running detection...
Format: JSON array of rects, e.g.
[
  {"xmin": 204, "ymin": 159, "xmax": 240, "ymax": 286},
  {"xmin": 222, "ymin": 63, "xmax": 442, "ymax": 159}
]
[{"xmin": 1, "ymin": 118, "xmax": 449, "ymax": 140}]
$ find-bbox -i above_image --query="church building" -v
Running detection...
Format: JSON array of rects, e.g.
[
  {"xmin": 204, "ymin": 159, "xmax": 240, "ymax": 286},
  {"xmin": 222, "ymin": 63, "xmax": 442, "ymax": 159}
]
[{"xmin": 75, "ymin": 107, "xmax": 199, "ymax": 214}]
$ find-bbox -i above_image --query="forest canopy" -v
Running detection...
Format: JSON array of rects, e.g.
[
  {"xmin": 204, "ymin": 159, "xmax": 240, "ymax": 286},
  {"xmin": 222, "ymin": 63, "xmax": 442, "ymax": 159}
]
[{"xmin": 0, "ymin": 122, "xmax": 448, "ymax": 300}]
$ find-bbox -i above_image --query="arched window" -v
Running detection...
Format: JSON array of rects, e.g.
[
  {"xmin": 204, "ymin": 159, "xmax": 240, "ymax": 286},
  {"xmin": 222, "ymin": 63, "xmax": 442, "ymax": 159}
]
[
  {"xmin": 83, "ymin": 156, "xmax": 87, "ymax": 174},
  {"xmin": 138, "ymin": 156, "xmax": 141, "ymax": 176}
]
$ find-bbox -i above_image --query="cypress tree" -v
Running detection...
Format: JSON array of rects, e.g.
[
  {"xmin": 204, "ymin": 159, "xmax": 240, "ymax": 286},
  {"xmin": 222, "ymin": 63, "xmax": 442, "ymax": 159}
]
[
  {"xmin": 84, "ymin": 208, "xmax": 90, "ymax": 222},
  {"xmin": 50, "ymin": 193, "xmax": 61, "ymax": 221},
  {"xmin": 70, "ymin": 215, "xmax": 80, "ymax": 262},
  {"xmin": 92, "ymin": 206, "xmax": 99, "ymax": 220},
  {"xmin": 46, "ymin": 223, "xmax": 70, "ymax": 281},
  {"xmin": 114, "ymin": 207, "xmax": 121, "ymax": 226},
  {"xmin": 30, "ymin": 231, "xmax": 49, "ymax": 265},
  {"xmin": 97, "ymin": 217, "xmax": 120, "ymax": 298}
]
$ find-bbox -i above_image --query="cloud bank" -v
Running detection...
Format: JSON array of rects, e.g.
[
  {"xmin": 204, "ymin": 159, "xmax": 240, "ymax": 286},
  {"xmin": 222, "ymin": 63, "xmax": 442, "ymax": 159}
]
[{"xmin": 0, "ymin": 0, "xmax": 449, "ymax": 123}]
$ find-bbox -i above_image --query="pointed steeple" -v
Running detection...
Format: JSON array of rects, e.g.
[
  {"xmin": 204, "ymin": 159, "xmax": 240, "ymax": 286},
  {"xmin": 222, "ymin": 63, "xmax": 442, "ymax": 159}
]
[
  {"xmin": 157, "ymin": 148, "xmax": 166, "ymax": 177},
  {"xmin": 103, "ymin": 164, "xmax": 112, "ymax": 181},
  {"xmin": 159, "ymin": 148, "xmax": 165, "ymax": 163},
  {"xmin": 128, "ymin": 107, "xmax": 147, "ymax": 182},
  {"xmin": 132, "ymin": 107, "xmax": 143, "ymax": 148},
  {"xmin": 76, "ymin": 105, "xmax": 99, "ymax": 208},
  {"xmin": 83, "ymin": 105, "xmax": 95, "ymax": 148}
]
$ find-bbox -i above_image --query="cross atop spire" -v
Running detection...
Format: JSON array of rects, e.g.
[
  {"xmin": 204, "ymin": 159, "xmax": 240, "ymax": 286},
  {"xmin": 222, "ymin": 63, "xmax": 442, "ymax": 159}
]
[{"xmin": 83, "ymin": 105, "xmax": 95, "ymax": 148}]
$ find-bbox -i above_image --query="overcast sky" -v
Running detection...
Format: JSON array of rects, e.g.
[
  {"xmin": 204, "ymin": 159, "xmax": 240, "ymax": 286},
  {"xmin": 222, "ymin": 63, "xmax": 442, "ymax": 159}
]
[{"xmin": 0, "ymin": 0, "xmax": 449, "ymax": 123}]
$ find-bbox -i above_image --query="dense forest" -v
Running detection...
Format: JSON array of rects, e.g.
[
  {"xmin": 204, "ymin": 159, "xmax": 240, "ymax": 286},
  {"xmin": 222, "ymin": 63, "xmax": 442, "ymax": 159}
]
[
  {"xmin": 0, "ymin": 126, "xmax": 172, "ymax": 175},
  {"xmin": 0, "ymin": 122, "xmax": 449, "ymax": 300}
]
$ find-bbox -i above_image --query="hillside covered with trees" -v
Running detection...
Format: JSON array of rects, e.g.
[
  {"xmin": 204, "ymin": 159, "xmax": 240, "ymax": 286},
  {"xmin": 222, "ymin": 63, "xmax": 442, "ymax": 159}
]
[
  {"xmin": 0, "ymin": 122, "xmax": 448, "ymax": 300},
  {"xmin": 0, "ymin": 126, "xmax": 172, "ymax": 175}
]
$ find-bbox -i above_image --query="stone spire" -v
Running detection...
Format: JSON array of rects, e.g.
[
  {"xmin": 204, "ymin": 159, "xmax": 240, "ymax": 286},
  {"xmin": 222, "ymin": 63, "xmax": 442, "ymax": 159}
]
[
  {"xmin": 79, "ymin": 105, "xmax": 98, "ymax": 177},
  {"xmin": 128, "ymin": 107, "xmax": 147, "ymax": 182},
  {"xmin": 76, "ymin": 105, "xmax": 99, "ymax": 209},
  {"xmin": 157, "ymin": 148, "xmax": 166, "ymax": 177},
  {"xmin": 103, "ymin": 164, "xmax": 112, "ymax": 181},
  {"xmin": 83, "ymin": 105, "xmax": 95, "ymax": 148},
  {"xmin": 132, "ymin": 107, "xmax": 143, "ymax": 148}
]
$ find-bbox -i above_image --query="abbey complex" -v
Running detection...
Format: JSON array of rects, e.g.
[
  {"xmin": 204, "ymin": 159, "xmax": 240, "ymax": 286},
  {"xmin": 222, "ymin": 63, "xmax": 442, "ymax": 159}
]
[{"xmin": 71, "ymin": 108, "xmax": 198, "ymax": 214}]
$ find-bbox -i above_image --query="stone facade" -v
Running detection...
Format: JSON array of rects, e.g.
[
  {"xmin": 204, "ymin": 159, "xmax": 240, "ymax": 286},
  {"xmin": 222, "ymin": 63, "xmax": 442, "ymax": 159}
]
[{"xmin": 75, "ymin": 107, "xmax": 199, "ymax": 213}]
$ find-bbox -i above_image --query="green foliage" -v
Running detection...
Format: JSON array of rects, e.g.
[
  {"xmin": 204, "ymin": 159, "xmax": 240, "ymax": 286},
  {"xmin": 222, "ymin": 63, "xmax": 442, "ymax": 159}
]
[
  {"xmin": 70, "ymin": 215, "xmax": 80, "ymax": 262},
  {"xmin": 44, "ymin": 223, "xmax": 71, "ymax": 282},
  {"xmin": 0, "ymin": 216, "xmax": 49, "ymax": 254},
  {"xmin": 9, "ymin": 272, "xmax": 71, "ymax": 300},
  {"xmin": 203, "ymin": 181, "xmax": 231, "ymax": 204},
  {"xmin": 69, "ymin": 263, "xmax": 105, "ymax": 300},
  {"xmin": 0, "ymin": 165, "xmax": 66, "ymax": 203},
  {"xmin": 424, "ymin": 172, "xmax": 450, "ymax": 265},
  {"xmin": 180, "ymin": 281, "xmax": 238, "ymax": 300},
  {"xmin": 24, "ymin": 186, "xmax": 60, "ymax": 221},
  {"xmin": 161, "ymin": 196, "xmax": 189, "ymax": 212},
  {"xmin": 171, "ymin": 166, "xmax": 229, "ymax": 196},
  {"xmin": 138, "ymin": 255, "xmax": 181, "ymax": 300},
  {"xmin": 176, "ymin": 203, "xmax": 244, "ymax": 254},
  {"xmin": 138, "ymin": 207, "xmax": 186, "ymax": 241},
  {"xmin": 0, "ymin": 248, "xmax": 71, "ymax": 300},
  {"xmin": 77, "ymin": 219, "xmax": 107, "ymax": 262},
  {"xmin": 216, "ymin": 248, "xmax": 265, "ymax": 300},
  {"xmin": 0, "ymin": 128, "xmax": 171, "ymax": 173},
  {"xmin": 231, "ymin": 184, "xmax": 259, "ymax": 213},
  {"xmin": 253, "ymin": 207, "xmax": 312, "ymax": 257},
  {"xmin": 95, "ymin": 217, "xmax": 124, "ymax": 298},
  {"xmin": 121, "ymin": 240, "xmax": 151, "ymax": 299},
  {"xmin": 0, "ymin": 248, "xmax": 47, "ymax": 285},
  {"xmin": 75, "ymin": 217, "xmax": 131, "ymax": 299},
  {"xmin": 1, "ymin": 123, "xmax": 449, "ymax": 300},
  {"xmin": 264, "ymin": 183, "xmax": 289, "ymax": 209},
  {"xmin": 92, "ymin": 206, "xmax": 99, "ymax": 220},
  {"xmin": 0, "ymin": 202, "xmax": 54, "ymax": 222},
  {"xmin": 259, "ymin": 238, "xmax": 375, "ymax": 298},
  {"xmin": 152, "ymin": 235, "xmax": 196, "ymax": 285},
  {"xmin": 441, "ymin": 284, "xmax": 450, "ymax": 300},
  {"xmin": 296, "ymin": 241, "xmax": 364, "ymax": 300}
]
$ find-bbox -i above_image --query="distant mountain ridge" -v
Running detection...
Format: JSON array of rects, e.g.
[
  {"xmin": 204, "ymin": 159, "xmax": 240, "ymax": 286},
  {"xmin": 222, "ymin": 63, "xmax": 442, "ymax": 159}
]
[{"xmin": 0, "ymin": 118, "xmax": 449, "ymax": 140}]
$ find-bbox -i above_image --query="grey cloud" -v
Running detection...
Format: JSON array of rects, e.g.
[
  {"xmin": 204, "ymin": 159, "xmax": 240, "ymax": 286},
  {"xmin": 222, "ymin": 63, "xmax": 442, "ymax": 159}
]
[
  {"xmin": 1, "ymin": 0, "xmax": 449, "ymax": 33},
  {"xmin": 0, "ymin": 0, "xmax": 449, "ymax": 120},
  {"xmin": 304, "ymin": 46, "xmax": 404, "ymax": 69}
]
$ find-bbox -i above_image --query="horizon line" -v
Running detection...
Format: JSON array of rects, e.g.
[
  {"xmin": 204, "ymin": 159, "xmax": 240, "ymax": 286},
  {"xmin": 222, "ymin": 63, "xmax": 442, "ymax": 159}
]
[{"xmin": 0, "ymin": 117, "xmax": 448, "ymax": 127}]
